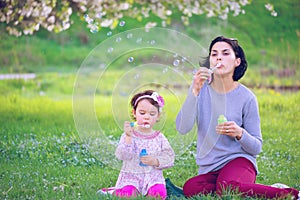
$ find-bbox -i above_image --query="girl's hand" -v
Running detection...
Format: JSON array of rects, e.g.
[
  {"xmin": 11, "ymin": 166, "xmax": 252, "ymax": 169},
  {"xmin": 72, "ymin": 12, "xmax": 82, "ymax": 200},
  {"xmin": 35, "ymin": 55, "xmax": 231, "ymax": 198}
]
[
  {"xmin": 192, "ymin": 67, "xmax": 211, "ymax": 96},
  {"xmin": 140, "ymin": 155, "xmax": 159, "ymax": 167},
  {"xmin": 124, "ymin": 121, "xmax": 133, "ymax": 137},
  {"xmin": 216, "ymin": 121, "xmax": 243, "ymax": 140},
  {"xmin": 124, "ymin": 121, "xmax": 133, "ymax": 144}
]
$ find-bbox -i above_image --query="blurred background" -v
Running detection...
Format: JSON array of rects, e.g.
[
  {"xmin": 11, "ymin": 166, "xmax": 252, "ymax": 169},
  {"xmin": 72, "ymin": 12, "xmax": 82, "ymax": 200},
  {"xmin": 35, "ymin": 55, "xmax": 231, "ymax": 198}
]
[{"xmin": 0, "ymin": 0, "xmax": 299, "ymax": 95}]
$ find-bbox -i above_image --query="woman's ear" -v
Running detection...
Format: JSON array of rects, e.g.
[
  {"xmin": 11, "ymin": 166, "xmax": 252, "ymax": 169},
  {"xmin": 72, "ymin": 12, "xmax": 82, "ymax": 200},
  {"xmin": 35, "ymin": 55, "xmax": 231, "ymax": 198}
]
[{"xmin": 235, "ymin": 58, "xmax": 241, "ymax": 67}]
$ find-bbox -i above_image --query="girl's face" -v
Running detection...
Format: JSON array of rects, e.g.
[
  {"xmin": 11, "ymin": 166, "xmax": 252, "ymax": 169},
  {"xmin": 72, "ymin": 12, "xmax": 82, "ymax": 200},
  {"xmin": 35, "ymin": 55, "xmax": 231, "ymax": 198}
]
[
  {"xmin": 133, "ymin": 99, "xmax": 160, "ymax": 132},
  {"xmin": 209, "ymin": 41, "xmax": 241, "ymax": 77}
]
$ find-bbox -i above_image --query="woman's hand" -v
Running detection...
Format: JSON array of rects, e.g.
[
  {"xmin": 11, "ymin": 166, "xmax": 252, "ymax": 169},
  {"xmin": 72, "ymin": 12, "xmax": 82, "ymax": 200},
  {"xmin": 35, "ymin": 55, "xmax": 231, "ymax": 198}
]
[
  {"xmin": 124, "ymin": 121, "xmax": 133, "ymax": 144},
  {"xmin": 216, "ymin": 121, "xmax": 243, "ymax": 140},
  {"xmin": 140, "ymin": 155, "xmax": 159, "ymax": 167},
  {"xmin": 192, "ymin": 67, "xmax": 211, "ymax": 96}
]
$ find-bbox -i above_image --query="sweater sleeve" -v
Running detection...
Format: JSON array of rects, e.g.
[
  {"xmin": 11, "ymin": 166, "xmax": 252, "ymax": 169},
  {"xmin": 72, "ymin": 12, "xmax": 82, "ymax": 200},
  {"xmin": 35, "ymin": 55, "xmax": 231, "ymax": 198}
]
[
  {"xmin": 237, "ymin": 96, "xmax": 263, "ymax": 156},
  {"xmin": 115, "ymin": 133, "xmax": 136, "ymax": 161},
  {"xmin": 155, "ymin": 134, "xmax": 175, "ymax": 169},
  {"xmin": 176, "ymin": 85, "xmax": 198, "ymax": 134}
]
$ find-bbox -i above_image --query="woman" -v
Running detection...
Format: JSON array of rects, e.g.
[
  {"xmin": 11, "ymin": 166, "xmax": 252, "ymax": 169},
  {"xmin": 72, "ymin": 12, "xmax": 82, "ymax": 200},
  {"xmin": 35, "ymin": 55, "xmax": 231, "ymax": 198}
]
[{"xmin": 176, "ymin": 36, "xmax": 299, "ymax": 199}]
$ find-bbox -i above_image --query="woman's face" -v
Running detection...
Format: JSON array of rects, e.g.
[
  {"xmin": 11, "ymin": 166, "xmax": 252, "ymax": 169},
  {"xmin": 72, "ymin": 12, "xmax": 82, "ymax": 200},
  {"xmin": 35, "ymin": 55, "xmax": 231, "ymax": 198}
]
[
  {"xmin": 133, "ymin": 99, "xmax": 160, "ymax": 131},
  {"xmin": 209, "ymin": 41, "xmax": 241, "ymax": 77}
]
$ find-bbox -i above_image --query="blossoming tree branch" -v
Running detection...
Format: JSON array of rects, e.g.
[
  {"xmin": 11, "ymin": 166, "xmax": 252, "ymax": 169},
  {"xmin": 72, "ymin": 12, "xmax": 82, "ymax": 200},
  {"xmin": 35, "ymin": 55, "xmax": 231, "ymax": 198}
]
[{"xmin": 0, "ymin": 0, "xmax": 276, "ymax": 37}]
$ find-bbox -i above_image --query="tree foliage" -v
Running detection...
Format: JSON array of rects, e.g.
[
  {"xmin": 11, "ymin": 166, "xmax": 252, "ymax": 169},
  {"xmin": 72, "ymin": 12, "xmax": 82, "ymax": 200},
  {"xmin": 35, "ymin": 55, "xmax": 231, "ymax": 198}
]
[{"xmin": 0, "ymin": 0, "xmax": 276, "ymax": 37}]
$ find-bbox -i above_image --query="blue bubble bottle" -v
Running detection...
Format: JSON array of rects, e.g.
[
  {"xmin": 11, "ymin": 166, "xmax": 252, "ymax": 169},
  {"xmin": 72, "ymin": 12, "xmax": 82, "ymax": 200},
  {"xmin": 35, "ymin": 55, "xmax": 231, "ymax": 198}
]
[{"xmin": 139, "ymin": 149, "xmax": 148, "ymax": 166}]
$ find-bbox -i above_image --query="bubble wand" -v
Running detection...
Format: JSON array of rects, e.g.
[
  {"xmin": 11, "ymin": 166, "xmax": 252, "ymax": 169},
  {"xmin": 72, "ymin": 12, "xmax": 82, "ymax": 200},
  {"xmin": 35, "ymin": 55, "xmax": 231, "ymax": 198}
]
[
  {"xmin": 130, "ymin": 122, "xmax": 151, "ymax": 129},
  {"xmin": 207, "ymin": 63, "xmax": 222, "ymax": 84},
  {"xmin": 209, "ymin": 63, "xmax": 222, "ymax": 73}
]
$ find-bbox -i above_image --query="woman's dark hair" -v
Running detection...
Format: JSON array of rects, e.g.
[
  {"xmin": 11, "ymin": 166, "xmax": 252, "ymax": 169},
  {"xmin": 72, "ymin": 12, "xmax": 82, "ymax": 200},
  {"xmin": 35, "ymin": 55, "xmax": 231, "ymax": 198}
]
[{"xmin": 201, "ymin": 36, "xmax": 248, "ymax": 81}]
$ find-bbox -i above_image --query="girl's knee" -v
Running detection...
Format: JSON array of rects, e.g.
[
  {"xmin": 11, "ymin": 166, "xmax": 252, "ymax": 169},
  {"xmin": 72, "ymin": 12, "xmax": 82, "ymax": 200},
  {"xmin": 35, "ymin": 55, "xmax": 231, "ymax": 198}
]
[
  {"xmin": 115, "ymin": 185, "xmax": 138, "ymax": 197},
  {"xmin": 148, "ymin": 184, "xmax": 167, "ymax": 200}
]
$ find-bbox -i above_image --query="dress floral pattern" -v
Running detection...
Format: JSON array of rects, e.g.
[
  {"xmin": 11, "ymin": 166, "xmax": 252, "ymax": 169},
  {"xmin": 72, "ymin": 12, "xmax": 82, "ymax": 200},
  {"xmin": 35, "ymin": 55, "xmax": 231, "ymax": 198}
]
[{"xmin": 115, "ymin": 130, "xmax": 175, "ymax": 195}]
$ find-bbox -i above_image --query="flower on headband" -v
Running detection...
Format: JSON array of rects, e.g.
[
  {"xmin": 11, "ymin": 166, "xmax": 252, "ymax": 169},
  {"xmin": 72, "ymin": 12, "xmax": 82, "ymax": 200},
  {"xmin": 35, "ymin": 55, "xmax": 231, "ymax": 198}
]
[
  {"xmin": 134, "ymin": 91, "xmax": 165, "ymax": 112},
  {"xmin": 151, "ymin": 92, "xmax": 165, "ymax": 109}
]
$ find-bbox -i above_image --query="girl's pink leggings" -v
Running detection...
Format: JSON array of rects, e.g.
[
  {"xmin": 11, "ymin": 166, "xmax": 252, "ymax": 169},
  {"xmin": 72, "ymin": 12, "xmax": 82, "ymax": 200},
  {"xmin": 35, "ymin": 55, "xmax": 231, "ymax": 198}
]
[
  {"xmin": 183, "ymin": 157, "xmax": 299, "ymax": 199},
  {"xmin": 115, "ymin": 184, "xmax": 167, "ymax": 199}
]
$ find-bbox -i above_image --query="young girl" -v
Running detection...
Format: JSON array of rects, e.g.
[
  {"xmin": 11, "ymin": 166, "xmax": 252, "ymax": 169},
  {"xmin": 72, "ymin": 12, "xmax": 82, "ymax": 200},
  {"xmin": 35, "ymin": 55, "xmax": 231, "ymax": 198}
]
[{"xmin": 114, "ymin": 90, "xmax": 175, "ymax": 199}]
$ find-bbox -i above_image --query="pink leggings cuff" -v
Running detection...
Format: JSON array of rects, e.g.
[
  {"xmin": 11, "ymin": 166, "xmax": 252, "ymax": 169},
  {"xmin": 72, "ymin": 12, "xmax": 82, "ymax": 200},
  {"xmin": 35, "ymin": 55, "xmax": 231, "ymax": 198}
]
[{"xmin": 115, "ymin": 184, "xmax": 167, "ymax": 199}]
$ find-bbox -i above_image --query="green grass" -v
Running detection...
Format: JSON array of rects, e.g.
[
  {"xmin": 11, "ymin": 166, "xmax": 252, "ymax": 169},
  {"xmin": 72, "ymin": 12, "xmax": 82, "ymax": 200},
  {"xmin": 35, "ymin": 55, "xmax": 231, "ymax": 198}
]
[
  {"xmin": 0, "ymin": 1, "xmax": 299, "ymax": 198},
  {"xmin": 0, "ymin": 87, "xmax": 299, "ymax": 199}
]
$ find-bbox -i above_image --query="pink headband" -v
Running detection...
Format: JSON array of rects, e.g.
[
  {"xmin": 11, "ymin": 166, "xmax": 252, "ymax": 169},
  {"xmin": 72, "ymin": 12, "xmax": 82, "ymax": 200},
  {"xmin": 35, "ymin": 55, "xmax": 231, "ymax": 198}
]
[{"xmin": 134, "ymin": 92, "xmax": 165, "ymax": 112}]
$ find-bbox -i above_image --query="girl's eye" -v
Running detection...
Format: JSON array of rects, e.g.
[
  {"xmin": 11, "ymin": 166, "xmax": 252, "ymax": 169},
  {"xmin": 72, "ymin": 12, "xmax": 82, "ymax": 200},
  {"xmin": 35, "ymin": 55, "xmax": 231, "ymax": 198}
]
[
  {"xmin": 150, "ymin": 112, "xmax": 156, "ymax": 116},
  {"xmin": 139, "ymin": 111, "xmax": 145, "ymax": 115}
]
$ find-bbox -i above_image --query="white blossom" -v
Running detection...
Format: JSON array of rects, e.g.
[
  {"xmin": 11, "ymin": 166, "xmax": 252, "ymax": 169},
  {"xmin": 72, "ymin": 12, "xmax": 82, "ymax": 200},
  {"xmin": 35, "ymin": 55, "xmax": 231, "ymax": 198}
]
[
  {"xmin": 47, "ymin": 16, "xmax": 55, "ymax": 24},
  {"xmin": 0, "ymin": 0, "xmax": 274, "ymax": 36}
]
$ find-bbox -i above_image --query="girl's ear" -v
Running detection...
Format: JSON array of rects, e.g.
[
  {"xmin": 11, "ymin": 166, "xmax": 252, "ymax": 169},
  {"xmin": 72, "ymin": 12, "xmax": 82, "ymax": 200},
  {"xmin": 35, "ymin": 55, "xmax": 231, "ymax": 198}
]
[
  {"xmin": 156, "ymin": 112, "xmax": 161, "ymax": 122},
  {"xmin": 132, "ymin": 109, "xmax": 136, "ymax": 118}
]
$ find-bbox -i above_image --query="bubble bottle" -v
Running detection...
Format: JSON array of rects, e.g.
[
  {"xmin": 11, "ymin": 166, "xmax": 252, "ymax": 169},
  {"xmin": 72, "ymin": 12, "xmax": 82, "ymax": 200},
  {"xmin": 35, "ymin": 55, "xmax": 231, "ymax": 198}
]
[
  {"xmin": 139, "ymin": 149, "xmax": 148, "ymax": 166},
  {"xmin": 218, "ymin": 115, "xmax": 227, "ymax": 125}
]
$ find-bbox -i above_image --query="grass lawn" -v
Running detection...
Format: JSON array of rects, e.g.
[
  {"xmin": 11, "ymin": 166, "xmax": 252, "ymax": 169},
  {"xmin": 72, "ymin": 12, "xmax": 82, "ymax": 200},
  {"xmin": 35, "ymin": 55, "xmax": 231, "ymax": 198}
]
[{"xmin": 0, "ymin": 76, "xmax": 299, "ymax": 199}]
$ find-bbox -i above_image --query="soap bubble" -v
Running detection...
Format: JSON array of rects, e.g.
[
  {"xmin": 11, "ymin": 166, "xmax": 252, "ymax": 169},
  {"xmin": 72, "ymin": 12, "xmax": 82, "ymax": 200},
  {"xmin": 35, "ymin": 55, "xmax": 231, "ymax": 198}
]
[
  {"xmin": 128, "ymin": 57, "xmax": 134, "ymax": 62},
  {"xmin": 173, "ymin": 59, "xmax": 180, "ymax": 67},
  {"xmin": 192, "ymin": 69, "xmax": 198, "ymax": 75},
  {"xmin": 119, "ymin": 21, "xmax": 126, "ymax": 27},
  {"xmin": 126, "ymin": 33, "xmax": 133, "ymax": 39},
  {"xmin": 136, "ymin": 38, "xmax": 142, "ymax": 43},
  {"xmin": 84, "ymin": 14, "xmax": 94, "ymax": 24},
  {"xmin": 107, "ymin": 31, "xmax": 112, "ymax": 36},
  {"xmin": 116, "ymin": 37, "xmax": 122, "ymax": 43},
  {"xmin": 107, "ymin": 47, "xmax": 114, "ymax": 53},
  {"xmin": 90, "ymin": 25, "xmax": 99, "ymax": 33}
]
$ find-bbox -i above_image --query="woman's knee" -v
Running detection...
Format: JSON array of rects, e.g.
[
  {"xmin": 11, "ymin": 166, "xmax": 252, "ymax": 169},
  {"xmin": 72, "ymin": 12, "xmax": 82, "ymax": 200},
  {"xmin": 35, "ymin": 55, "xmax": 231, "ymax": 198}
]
[
  {"xmin": 216, "ymin": 180, "xmax": 240, "ymax": 196},
  {"xmin": 183, "ymin": 178, "xmax": 197, "ymax": 196},
  {"xmin": 183, "ymin": 177, "xmax": 215, "ymax": 197}
]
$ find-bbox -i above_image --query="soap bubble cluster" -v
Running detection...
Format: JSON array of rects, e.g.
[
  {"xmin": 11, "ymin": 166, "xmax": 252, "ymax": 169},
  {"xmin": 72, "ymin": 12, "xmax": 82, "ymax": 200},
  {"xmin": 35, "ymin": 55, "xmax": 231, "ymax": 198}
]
[
  {"xmin": 84, "ymin": 15, "xmax": 127, "ymax": 34},
  {"xmin": 73, "ymin": 27, "xmax": 208, "ymax": 170},
  {"xmin": 84, "ymin": 14, "xmax": 99, "ymax": 33}
]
